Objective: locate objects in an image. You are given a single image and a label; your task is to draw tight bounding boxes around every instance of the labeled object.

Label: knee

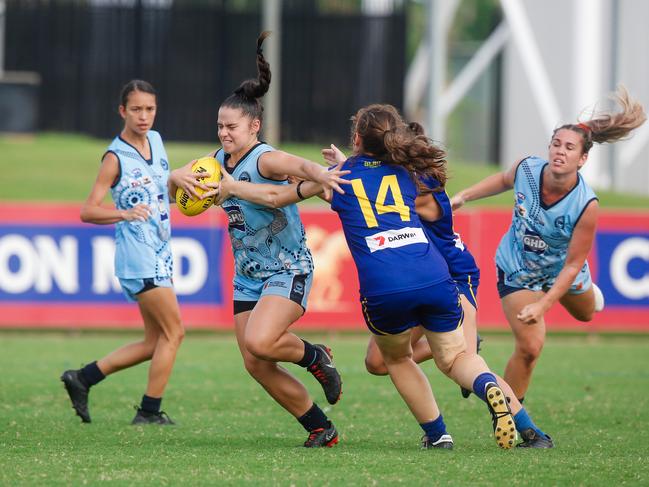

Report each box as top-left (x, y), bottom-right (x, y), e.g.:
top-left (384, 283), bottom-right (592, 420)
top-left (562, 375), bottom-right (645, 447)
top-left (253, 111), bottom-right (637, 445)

top-left (244, 335), bottom-right (274, 361)
top-left (571, 309), bottom-right (594, 322)
top-left (242, 354), bottom-right (273, 378)
top-left (516, 338), bottom-right (544, 364)
top-left (364, 355), bottom-right (388, 376)
top-left (381, 351), bottom-right (413, 368)
top-left (162, 321), bottom-right (185, 348)
top-left (434, 350), bottom-right (460, 376)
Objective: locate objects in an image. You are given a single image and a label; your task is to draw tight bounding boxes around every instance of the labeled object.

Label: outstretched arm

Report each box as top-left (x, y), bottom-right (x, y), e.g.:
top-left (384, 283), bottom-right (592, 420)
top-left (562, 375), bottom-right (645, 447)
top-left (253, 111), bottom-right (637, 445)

top-left (450, 159), bottom-right (522, 210)
top-left (516, 200), bottom-right (599, 325)
top-left (258, 150), bottom-right (349, 198)
top-left (213, 170), bottom-right (324, 208)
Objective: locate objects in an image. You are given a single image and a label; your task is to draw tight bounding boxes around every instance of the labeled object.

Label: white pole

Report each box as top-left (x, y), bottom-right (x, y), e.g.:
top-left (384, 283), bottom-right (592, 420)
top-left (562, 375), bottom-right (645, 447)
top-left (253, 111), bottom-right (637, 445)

top-left (500, 0), bottom-right (561, 134)
top-left (262, 0), bottom-right (281, 146)
top-left (425, 0), bottom-right (449, 142)
top-left (574, 0), bottom-right (605, 188)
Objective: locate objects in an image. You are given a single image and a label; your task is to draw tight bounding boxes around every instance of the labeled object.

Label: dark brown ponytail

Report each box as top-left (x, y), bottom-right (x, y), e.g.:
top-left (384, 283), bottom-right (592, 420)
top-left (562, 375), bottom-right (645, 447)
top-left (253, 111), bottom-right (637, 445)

top-left (220, 31), bottom-right (272, 121)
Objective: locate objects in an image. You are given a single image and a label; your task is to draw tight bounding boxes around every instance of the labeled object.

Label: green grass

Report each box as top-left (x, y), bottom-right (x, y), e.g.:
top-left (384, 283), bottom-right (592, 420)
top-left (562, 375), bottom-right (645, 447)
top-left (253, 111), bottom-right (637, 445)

top-left (2, 132), bottom-right (649, 208)
top-left (1, 331), bottom-right (648, 485)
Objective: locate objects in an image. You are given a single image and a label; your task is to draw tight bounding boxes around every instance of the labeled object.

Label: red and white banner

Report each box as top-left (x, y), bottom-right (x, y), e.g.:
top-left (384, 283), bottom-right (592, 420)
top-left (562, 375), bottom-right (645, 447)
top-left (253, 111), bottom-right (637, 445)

top-left (0, 204), bottom-right (647, 331)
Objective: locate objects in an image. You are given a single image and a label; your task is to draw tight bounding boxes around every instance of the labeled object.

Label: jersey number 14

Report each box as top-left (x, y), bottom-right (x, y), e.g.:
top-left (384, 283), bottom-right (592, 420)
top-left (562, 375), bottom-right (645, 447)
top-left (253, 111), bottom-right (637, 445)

top-left (351, 175), bottom-right (410, 228)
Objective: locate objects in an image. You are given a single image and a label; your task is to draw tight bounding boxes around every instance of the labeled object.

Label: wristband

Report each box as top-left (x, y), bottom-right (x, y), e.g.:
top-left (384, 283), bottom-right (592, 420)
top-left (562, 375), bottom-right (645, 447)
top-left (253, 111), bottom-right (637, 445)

top-left (296, 180), bottom-right (306, 200)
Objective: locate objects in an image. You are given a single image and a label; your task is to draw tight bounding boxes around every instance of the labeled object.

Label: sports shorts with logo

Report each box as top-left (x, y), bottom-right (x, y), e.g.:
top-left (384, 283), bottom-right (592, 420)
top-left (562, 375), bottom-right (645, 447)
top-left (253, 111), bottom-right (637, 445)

top-left (233, 272), bottom-right (313, 312)
top-left (496, 264), bottom-right (592, 299)
top-left (360, 278), bottom-right (464, 335)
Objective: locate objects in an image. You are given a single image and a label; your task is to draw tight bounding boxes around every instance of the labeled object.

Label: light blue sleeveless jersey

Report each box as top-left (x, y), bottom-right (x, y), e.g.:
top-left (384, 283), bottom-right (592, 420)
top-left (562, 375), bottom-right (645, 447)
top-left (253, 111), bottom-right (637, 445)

top-left (495, 156), bottom-right (598, 291)
top-left (216, 143), bottom-right (314, 281)
top-left (107, 130), bottom-right (173, 279)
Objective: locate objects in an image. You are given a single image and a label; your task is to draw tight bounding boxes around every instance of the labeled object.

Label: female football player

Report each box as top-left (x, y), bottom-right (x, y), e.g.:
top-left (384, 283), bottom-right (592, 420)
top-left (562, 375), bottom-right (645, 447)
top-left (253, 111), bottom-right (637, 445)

top-left (212, 104), bottom-right (519, 450)
top-left (61, 80), bottom-right (200, 425)
top-left (323, 132), bottom-right (552, 448)
top-left (171, 32), bottom-right (349, 448)
top-left (451, 86), bottom-right (646, 404)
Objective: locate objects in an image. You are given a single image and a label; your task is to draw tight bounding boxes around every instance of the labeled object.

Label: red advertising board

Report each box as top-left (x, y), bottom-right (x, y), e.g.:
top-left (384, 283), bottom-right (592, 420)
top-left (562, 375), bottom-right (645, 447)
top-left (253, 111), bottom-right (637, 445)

top-left (0, 204), bottom-right (647, 331)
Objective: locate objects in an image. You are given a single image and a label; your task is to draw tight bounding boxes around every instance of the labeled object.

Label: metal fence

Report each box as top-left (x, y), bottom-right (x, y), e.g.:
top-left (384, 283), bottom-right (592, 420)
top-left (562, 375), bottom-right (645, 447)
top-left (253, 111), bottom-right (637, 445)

top-left (5, 0), bottom-right (406, 145)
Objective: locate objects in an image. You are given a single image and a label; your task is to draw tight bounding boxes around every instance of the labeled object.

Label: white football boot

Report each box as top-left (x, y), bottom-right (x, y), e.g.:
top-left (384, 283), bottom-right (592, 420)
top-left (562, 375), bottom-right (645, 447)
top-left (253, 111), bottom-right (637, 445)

top-left (592, 283), bottom-right (605, 312)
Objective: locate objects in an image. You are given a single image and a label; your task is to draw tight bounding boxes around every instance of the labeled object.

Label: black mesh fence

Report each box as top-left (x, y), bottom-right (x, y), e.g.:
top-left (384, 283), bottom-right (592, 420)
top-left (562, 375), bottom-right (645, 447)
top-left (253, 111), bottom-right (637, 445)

top-left (5, 0), bottom-right (406, 145)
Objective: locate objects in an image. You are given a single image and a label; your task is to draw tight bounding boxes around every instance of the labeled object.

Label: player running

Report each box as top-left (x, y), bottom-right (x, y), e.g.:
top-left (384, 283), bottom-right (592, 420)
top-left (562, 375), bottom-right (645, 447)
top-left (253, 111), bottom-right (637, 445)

top-left (170, 32), bottom-right (348, 448)
top-left (451, 86), bottom-right (646, 405)
top-left (212, 104), bottom-right (519, 450)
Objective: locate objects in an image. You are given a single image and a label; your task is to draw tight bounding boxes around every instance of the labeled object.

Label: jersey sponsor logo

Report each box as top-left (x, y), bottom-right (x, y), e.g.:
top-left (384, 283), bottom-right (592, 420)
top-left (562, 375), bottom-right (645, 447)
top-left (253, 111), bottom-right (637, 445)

top-left (516, 192), bottom-right (526, 203)
top-left (453, 232), bottom-right (465, 251)
top-left (292, 281), bottom-right (305, 295)
top-left (223, 205), bottom-right (245, 231)
top-left (365, 227), bottom-right (428, 253)
top-left (264, 280), bottom-right (287, 289)
top-left (363, 160), bottom-right (382, 168)
top-left (157, 194), bottom-right (169, 222)
top-left (522, 230), bottom-right (547, 254)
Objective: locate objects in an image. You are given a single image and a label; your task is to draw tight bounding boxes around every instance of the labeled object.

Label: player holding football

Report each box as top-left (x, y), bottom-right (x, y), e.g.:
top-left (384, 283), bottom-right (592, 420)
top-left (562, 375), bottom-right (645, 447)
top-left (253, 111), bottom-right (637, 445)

top-left (61, 80), bottom-right (202, 425)
top-left (451, 86), bottom-right (646, 405)
top-left (213, 104), bottom-right (519, 450)
top-left (171, 32), bottom-right (349, 448)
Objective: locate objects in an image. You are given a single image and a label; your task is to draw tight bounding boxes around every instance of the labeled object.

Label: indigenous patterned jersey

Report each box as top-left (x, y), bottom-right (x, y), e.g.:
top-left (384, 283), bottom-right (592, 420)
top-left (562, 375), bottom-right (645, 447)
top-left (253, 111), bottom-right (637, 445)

top-left (331, 154), bottom-right (450, 297)
top-left (495, 156), bottom-right (598, 290)
top-left (216, 143), bottom-right (314, 281)
top-left (107, 130), bottom-right (173, 279)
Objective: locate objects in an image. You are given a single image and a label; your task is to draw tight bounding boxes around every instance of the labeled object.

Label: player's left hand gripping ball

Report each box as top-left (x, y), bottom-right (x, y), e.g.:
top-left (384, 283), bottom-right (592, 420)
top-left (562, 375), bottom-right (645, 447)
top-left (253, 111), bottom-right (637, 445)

top-left (176, 157), bottom-right (221, 216)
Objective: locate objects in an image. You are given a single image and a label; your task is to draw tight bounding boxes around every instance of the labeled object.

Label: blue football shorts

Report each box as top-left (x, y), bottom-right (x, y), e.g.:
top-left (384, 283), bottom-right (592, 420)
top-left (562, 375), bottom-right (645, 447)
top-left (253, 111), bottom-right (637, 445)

top-left (453, 271), bottom-right (480, 309)
top-left (233, 272), bottom-right (313, 315)
top-left (118, 276), bottom-right (173, 303)
top-left (360, 278), bottom-right (464, 336)
top-left (497, 265), bottom-right (592, 299)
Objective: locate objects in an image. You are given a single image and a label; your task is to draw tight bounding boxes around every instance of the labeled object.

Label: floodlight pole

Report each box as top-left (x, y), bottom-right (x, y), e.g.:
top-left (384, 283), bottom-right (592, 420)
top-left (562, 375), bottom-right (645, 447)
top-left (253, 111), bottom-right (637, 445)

top-left (262, 0), bottom-right (281, 146)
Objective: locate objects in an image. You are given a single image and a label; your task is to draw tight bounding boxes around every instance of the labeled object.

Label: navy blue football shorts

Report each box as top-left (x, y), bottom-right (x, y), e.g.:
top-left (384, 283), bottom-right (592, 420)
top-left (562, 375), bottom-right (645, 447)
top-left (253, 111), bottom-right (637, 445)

top-left (360, 278), bottom-right (464, 336)
top-left (453, 271), bottom-right (480, 309)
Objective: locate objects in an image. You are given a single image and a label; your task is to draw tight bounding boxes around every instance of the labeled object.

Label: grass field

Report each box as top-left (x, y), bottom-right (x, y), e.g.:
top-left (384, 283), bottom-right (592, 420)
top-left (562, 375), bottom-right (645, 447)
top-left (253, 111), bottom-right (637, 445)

top-left (2, 132), bottom-right (649, 208)
top-left (1, 331), bottom-right (648, 486)
top-left (2, 133), bottom-right (648, 485)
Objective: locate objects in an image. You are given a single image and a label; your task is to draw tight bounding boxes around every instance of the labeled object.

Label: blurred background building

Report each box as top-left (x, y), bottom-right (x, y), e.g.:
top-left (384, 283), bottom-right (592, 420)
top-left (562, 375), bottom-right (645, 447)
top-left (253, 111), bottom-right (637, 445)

top-left (1, 0), bottom-right (648, 194)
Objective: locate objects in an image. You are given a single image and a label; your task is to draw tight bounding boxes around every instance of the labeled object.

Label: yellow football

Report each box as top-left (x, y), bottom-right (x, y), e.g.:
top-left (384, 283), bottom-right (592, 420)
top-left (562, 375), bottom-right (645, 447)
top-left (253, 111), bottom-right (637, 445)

top-left (175, 156), bottom-right (221, 216)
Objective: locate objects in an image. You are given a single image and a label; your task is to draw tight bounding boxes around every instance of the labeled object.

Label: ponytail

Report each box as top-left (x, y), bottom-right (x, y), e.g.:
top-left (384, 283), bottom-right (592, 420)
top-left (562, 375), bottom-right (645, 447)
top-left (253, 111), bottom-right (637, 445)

top-left (351, 104), bottom-right (448, 188)
top-left (220, 31), bottom-right (272, 121)
top-left (556, 85), bottom-right (646, 154)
